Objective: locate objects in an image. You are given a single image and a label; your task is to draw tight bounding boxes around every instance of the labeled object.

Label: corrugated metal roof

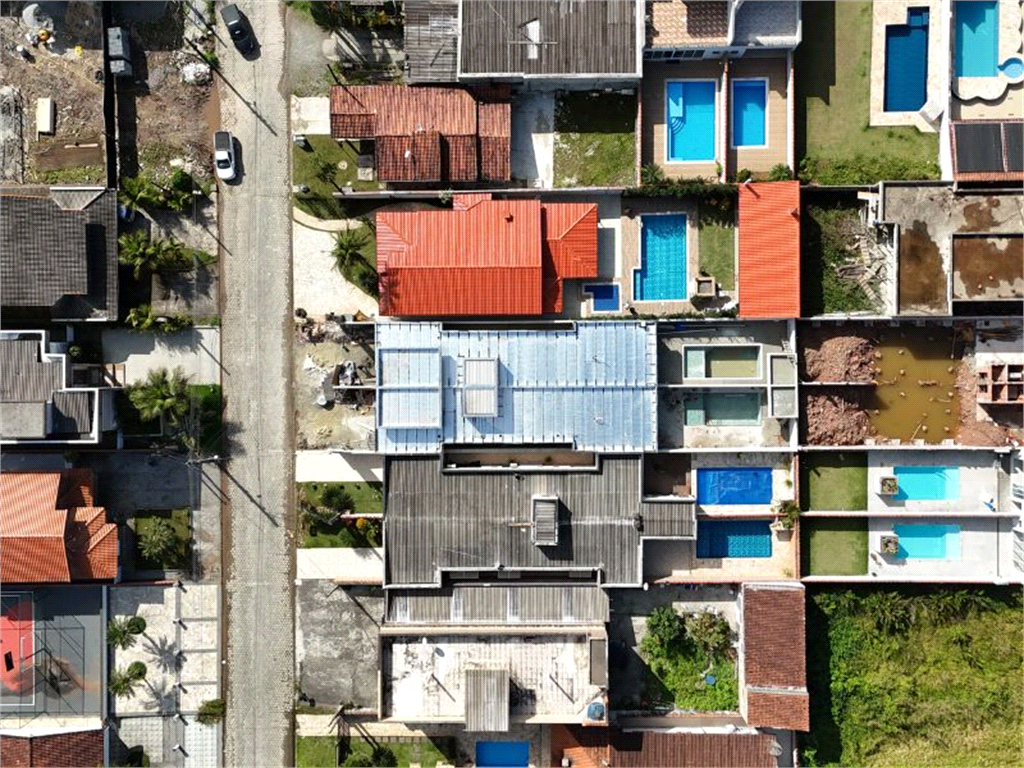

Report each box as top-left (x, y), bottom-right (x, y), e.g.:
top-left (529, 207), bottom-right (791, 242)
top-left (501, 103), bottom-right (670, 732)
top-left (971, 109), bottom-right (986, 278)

top-left (738, 181), bottom-right (801, 319)
top-left (465, 668), bottom-right (510, 732)
top-left (388, 585), bottom-right (610, 624)
top-left (404, 0), bottom-right (459, 83)
top-left (0, 338), bottom-right (63, 402)
top-left (376, 322), bottom-right (657, 452)
top-left (384, 456), bottom-right (694, 586)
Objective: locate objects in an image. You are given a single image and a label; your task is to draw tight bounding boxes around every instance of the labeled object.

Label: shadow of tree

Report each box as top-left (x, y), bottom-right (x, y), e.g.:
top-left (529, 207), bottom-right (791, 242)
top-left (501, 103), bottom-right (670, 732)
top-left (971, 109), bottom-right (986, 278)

top-left (142, 633), bottom-right (182, 674)
top-left (142, 677), bottom-right (176, 714)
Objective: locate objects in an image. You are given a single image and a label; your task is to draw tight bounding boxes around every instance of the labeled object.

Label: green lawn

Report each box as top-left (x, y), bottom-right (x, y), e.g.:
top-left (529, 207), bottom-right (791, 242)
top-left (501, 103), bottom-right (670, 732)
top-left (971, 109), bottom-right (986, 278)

top-left (801, 452), bottom-right (868, 510)
top-left (554, 92), bottom-right (637, 187)
top-left (801, 518), bottom-right (869, 576)
top-left (803, 588), bottom-right (1024, 767)
top-left (293, 135), bottom-right (378, 219)
top-left (697, 207), bottom-right (736, 290)
top-left (801, 205), bottom-right (878, 316)
top-left (133, 508), bottom-right (191, 571)
top-left (296, 737), bottom-right (339, 768)
top-left (299, 482), bottom-right (383, 548)
top-left (796, 1), bottom-right (939, 184)
top-left (296, 736), bottom-right (457, 768)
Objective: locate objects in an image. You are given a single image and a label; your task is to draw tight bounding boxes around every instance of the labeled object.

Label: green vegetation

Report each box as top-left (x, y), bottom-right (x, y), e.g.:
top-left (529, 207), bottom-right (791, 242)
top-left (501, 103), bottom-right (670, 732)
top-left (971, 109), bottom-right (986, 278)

top-left (554, 92), bottom-right (637, 187)
top-left (126, 304), bottom-right (194, 335)
top-left (697, 205), bottom-right (735, 290)
top-left (120, 170), bottom-right (209, 214)
top-left (802, 588), bottom-right (1023, 767)
top-left (126, 367), bottom-right (191, 427)
top-left (796, 1), bottom-right (939, 184)
top-left (332, 225), bottom-right (378, 297)
top-left (109, 663), bottom-right (147, 698)
top-left (107, 617), bottom-right (137, 650)
top-left (627, 178), bottom-right (736, 208)
top-left (296, 736), bottom-right (456, 768)
top-left (39, 165), bottom-right (104, 185)
top-left (197, 698), bottom-right (226, 725)
top-left (801, 205), bottom-right (877, 316)
top-left (297, 737), bottom-right (339, 768)
top-left (293, 136), bottom-right (377, 218)
top-left (119, 231), bottom-right (214, 279)
top-left (133, 509), bottom-right (191, 571)
top-left (640, 606), bottom-right (739, 712)
top-left (801, 518), bottom-right (869, 576)
top-left (299, 482), bottom-right (383, 548)
top-left (184, 384), bottom-right (224, 454)
top-left (287, 1), bottom-right (403, 32)
top-left (801, 452), bottom-right (868, 510)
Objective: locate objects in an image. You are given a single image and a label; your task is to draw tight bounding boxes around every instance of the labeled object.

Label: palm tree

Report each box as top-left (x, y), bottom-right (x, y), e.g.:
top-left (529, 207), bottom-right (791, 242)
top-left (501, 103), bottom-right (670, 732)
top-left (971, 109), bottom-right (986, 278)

top-left (119, 232), bottom-right (192, 278)
top-left (109, 666), bottom-right (144, 699)
top-left (314, 157), bottom-right (340, 191)
top-left (126, 305), bottom-right (194, 335)
top-left (126, 367), bottom-right (191, 427)
top-left (332, 228), bottom-right (370, 273)
top-left (119, 176), bottom-right (163, 213)
top-left (107, 617), bottom-right (136, 650)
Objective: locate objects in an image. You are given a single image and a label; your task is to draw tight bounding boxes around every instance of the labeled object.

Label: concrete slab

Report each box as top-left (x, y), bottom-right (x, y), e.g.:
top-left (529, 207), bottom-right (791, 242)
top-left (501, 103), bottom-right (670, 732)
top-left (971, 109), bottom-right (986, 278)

top-left (290, 96), bottom-right (331, 135)
top-left (297, 547), bottom-right (384, 583)
top-left (511, 92), bottom-right (554, 188)
top-left (102, 327), bottom-right (222, 386)
top-left (295, 450), bottom-right (383, 483)
top-left (293, 221), bottom-right (379, 319)
top-left (867, 450), bottom-right (1003, 514)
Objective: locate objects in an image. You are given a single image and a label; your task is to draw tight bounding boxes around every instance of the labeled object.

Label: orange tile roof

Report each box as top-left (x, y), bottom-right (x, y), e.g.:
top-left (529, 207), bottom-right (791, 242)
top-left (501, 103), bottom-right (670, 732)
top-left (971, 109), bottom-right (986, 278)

top-left (746, 690), bottom-right (811, 732)
top-left (738, 181), bottom-right (801, 319)
top-left (377, 196), bottom-right (598, 317)
top-left (0, 471), bottom-right (117, 583)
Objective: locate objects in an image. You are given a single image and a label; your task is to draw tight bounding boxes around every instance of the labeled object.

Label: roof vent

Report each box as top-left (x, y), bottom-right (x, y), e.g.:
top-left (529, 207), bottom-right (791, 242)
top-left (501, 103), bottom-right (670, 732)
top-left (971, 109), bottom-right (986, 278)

top-left (531, 495), bottom-right (559, 546)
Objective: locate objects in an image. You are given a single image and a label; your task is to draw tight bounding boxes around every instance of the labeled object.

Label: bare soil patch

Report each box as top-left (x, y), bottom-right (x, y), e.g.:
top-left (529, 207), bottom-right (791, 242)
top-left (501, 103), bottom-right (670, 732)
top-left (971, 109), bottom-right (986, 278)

top-left (800, 326), bottom-right (878, 382)
top-left (899, 220), bottom-right (947, 312)
top-left (956, 346), bottom-right (1024, 447)
top-left (802, 390), bottom-right (877, 446)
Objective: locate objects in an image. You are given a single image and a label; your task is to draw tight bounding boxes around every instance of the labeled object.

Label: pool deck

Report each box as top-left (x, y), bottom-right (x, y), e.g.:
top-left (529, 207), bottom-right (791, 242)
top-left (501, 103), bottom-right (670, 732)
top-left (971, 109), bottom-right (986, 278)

top-left (692, 452), bottom-right (796, 516)
top-left (869, 0), bottom-right (945, 131)
top-left (952, 0), bottom-right (1024, 116)
top-left (644, 526), bottom-right (798, 583)
top-left (867, 450), bottom-right (1008, 514)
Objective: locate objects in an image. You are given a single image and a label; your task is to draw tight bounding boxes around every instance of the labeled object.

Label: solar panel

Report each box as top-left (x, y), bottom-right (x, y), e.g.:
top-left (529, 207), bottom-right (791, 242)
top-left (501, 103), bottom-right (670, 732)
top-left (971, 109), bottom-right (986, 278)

top-left (1004, 122), bottom-right (1023, 172)
top-left (955, 122), bottom-right (1003, 173)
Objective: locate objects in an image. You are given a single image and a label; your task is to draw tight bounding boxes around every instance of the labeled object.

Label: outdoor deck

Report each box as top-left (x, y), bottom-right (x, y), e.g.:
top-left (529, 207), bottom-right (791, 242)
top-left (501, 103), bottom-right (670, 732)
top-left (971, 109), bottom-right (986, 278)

top-left (867, 450), bottom-right (1007, 514)
top-left (644, 531), bottom-right (797, 583)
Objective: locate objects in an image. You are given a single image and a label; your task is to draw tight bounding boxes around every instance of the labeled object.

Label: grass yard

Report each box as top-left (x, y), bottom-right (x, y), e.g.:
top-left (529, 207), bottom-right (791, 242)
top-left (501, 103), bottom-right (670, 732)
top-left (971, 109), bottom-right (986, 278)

top-left (293, 135), bottom-right (378, 219)
top-left (299, 482), bottom-right (383, 548)
top-left (801, 518), bottom-right (869, 576)
top-left (133, 508), bottom-right (191, 571)
top-left (801, 205), bottom-right (878, 316)
top-left (554, 92), bottom-right (637, 187)
top-left (801, 452), bottom-right (868, 511)
top-left (796, 1), bottom-right (939, 184)
top-left (803, 587), bottom-right (1023, 767)
top-left (697, 207), bottom-right (736, 290)
top-left (296, 736), bottom-right (457, 768)
top-left (296, 737), bottom-right (339, 768)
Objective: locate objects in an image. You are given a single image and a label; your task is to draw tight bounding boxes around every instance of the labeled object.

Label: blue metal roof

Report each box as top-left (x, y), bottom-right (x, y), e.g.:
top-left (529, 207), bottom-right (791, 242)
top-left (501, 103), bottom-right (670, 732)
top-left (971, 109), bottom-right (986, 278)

top-left (376, 322), bottom-right (658, 453)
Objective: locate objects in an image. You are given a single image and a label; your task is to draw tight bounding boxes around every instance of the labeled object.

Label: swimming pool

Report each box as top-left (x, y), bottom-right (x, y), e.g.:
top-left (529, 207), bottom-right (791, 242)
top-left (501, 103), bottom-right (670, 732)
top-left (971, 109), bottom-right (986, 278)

top-left (685, 391), bottom-right (762, 427)
top-left (666, 81), bottom-right (716, 162)
top-left (697, 519), bottom-right (773, 558)
top-left (894, 466), bottom-right (960, 501)
top-left (585, 283), bottom-right (620, 312)
top-left (685, 346), bottom-right (760, 379)
top-left (894, 523), bottom-right (961, 559)
top-left (955, 0), bottom-right (998, 77)
top-left (884, 7), bottom-right (929, 112)
top-left (635, 214), bottom-right (687, 301)
top-left (476, 741), bottom-right (530, 767)
top-left (732, 79), bottom-right (767, 147)
top-left (697, 467), bottom-right (773, 505)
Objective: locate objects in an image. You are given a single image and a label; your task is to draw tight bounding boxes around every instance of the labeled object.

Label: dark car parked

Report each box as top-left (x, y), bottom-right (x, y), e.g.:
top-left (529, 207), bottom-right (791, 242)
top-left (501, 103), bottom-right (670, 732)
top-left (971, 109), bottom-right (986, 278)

top-left (220, 3), bottom-right (255, 54)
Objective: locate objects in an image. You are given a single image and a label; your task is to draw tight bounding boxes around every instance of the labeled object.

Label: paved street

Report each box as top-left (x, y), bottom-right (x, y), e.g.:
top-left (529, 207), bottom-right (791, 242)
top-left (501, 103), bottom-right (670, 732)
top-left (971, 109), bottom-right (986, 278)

top-left (216, 3), bottom-right (295, 765)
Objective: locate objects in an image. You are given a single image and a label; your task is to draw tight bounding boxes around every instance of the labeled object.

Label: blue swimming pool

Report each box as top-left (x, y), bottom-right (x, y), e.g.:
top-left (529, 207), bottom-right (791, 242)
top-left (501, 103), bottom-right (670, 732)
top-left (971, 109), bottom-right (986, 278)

top-left (476, 741), bottom-right (530, 767)
top-left (894, 466), bottom-right (960, 501)
top-left (894, 523), bottom-right (961, 559)
top-left (666, 81), bottom-right (716, 162)
top-left (697, 467), bottom-right (773, 505)
top-left (732, 80), bottom-right (767, 147)
top-left (955, 0), bottom-right (998, 77)
top-left (697, 519), bottom-right (773, 558)
top-left (884, 7), bottom-right (929, 112)
top-left (635, 214), bottom-right (687, 301)
top-left (585, 283), bottom-right (620, 312)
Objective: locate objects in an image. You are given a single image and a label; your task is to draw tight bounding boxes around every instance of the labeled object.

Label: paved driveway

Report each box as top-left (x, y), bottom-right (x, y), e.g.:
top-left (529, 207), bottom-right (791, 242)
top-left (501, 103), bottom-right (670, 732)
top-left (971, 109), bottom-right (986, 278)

top-left (216, 3), bottom-right (295, 765)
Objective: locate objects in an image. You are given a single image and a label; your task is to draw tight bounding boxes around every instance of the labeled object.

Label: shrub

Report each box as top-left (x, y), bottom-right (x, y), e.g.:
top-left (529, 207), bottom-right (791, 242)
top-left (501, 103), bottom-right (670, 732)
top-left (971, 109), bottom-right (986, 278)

top-left (126, 661), bottom-right (148, 680)
top-left (736, 168), bottom-right (753, 183)
top-left (627, 177), bottom-right (737, 211)
top-left (641, 163), bottom-right (665, 185)
top-left (767, 163), bottom-right (794, 181)
top-left (138, 519), bottom-right (178, 564)
top-left (684, 611), bottom-right (733, 660)
top-left (799, 154), bottom-right (940, 185)
top-left (109, 667), bottom-right (142, 698)
top-left (320, 485), bottom-right (353, 512)
top-left (197, 698), bottom-right (226, 724)
top-left (126, 615), bottom-right (147, 635)
top-left (774, 499), bottom-right (800, 529)
top-left (641, 606), bottom-right (685, 658)
top-left (107, 617), bottom-right (136, 650)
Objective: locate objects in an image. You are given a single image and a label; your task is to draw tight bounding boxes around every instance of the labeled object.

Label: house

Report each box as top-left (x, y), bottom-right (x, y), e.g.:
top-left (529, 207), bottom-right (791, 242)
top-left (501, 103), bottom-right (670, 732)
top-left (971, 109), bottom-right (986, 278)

top-left (0, 470), bottom-right (118, 584)
top-left (737, 181), bottom-right (800, 319)
top-left (405, 0), bottom-right (644, 86)
top-left (0, 331), bottom-right (114, 445)
top-left (0, 187), bottom-right (118, 322)
top-left (376, 193), bottom-right (599, 316)
top-left (645, 0), bottom-right (801, 59)
top-left (328, 85), bottom-right (511, 183)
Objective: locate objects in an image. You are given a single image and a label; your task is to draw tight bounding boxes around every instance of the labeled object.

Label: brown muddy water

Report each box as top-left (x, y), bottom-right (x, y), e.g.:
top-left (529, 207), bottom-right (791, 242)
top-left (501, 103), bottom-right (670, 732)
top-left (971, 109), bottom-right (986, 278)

top-left (866, 326), bottom-right (960, 443)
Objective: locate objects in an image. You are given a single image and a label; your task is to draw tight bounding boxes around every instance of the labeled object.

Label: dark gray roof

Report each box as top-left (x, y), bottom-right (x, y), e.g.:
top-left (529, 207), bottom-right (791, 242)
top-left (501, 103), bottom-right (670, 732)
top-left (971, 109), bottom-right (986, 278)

top-left (0, 337), bottom-right (93, 439)
top-left (384, 456), bottom-right (695, 586)
top-left (465, 668), bottom-right (510, 732)
top-left (0, 338), bottom-right (63, 402)
top-left (0, 187), bottom-right (119, 320)
top-left (387, 584), bottom-right (610, 624)
top-left (731, 0), bottom-right (801, 47)
top-left (458, 0), bottom-right (639, 78)
top-left (52, 391), bottom-right (93, 437)
top-left (405, 0), bottom-right (459, 83)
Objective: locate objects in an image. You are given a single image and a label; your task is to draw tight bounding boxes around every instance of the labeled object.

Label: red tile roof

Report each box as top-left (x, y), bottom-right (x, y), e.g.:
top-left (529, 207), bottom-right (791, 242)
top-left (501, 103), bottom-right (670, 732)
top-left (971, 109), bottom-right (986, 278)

top-left (738, 181), bottom-right (801, 319)
top-left (329, 85), bottom-right (511, 183)
top-left (551, 726), bottom-right (781, 768)
top-left (377, 196), bottom-right (598, 316)
top-left (0, 729), bottom-right (105, 768)
top-left (742, 583), bottom-right (809, 731)
top-left (0, 471), bottom-right (117, 583)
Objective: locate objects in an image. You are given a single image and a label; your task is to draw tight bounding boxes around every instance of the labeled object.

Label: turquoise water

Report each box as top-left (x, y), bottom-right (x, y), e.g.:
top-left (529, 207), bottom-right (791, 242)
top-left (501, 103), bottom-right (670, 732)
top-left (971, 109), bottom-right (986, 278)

top-left (732, 80), bottom-right (766, 147)
top-left (1000, 57), bottom-right (1023, 78)
top-left (635, 214), bottom-right (687, 301)
top-left (894, 466), bottom-right (960, 501)
top-left (666, 81), bottom-right (716, 161)
top-left (697, 467), bottom-right (773, 505)
top-left (476, 742), bottom-right (529, 767)
top-left (697, 520), bottom-right (773, 558)
top-left (894, 523), bottom-right (962, 559)
top-left (955, 0), bottom-right (998, 77)
top-left (885, 7), bottom-right (929, 112)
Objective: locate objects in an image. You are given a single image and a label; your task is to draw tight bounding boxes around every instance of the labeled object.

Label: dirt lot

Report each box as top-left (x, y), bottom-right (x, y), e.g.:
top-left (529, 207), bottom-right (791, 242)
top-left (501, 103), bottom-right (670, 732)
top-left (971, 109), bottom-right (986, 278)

top-left (956, 343), bottom-right (1024, 447)
top-left (802, 389), bottom-right (877, 446)
top-left (800, 326), bottom-right (878, 382)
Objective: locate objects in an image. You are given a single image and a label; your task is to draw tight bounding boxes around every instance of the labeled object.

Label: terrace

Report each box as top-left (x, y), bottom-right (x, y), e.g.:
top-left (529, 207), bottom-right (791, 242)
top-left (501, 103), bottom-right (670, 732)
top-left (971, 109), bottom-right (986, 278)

top-left (867, 450), bottom-right (1011, 515)
top-left (643, 524), bottom-right (798, 583)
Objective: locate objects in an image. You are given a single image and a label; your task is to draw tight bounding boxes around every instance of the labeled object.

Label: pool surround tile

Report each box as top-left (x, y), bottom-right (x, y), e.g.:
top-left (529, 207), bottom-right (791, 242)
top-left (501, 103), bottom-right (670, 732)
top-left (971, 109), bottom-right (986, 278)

top-left (867, 450), bottom-right (1004, 514)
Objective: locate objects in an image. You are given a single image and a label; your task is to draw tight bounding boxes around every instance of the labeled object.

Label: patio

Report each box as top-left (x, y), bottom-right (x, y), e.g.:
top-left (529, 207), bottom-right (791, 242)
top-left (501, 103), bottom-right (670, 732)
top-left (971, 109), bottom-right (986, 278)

top-left (643, 528), bottom-right (797, 583)
top-left (867, 450), bottom-right (1006, 514)
top-left (691, 452), bottom-right (795, 515)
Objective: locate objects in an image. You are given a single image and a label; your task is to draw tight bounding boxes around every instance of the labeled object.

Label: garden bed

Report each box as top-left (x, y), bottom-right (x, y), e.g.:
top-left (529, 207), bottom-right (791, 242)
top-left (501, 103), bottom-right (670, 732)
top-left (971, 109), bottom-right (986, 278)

top-left (132, 508), bottom-right (192, 572)
top-left (554, 92), bottom-right (637, 187)
top-left (299, 481), bottom-right (383, 548)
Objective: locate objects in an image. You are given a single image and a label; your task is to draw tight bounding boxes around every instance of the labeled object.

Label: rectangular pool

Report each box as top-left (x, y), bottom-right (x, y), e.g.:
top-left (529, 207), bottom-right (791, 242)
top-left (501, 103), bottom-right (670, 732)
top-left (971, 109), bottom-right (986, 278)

top-left (666, 81), bottom-right (716, 162)
top-left (955, 0), bottom-right (998, 77)
top-left (685, 345), bottom-right (760, 379)
top-left (732, 79), bottom-right (767, 147)
top-left (894, 523), bottom-right (961, 559)
top-left (476, 741), bottom-right (530, 767)
top-left (697, 467), bottom-right (773, 505)
top-left (884, 7), bottom-right (929, 112)
top-left (635, 214), bottom-right (687, 301)
top-left (685, 391), bottom-right (762, 427)
top-left (697, 519), bottom-right (773, 558)
top-left (894, 466), bottom-right (960, 501)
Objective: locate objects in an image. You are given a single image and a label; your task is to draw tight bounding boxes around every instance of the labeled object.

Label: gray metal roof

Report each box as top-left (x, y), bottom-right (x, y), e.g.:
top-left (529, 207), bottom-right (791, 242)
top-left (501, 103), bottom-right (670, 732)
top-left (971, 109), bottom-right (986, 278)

top-left (387, 584), bottom-right (610, 624)
top-left (458, 0), bottom-right (640, 78)
top-left (0, 187), bottom-right (119, 320)
top-left (405, 0), bottom-right (459, 83)
top-left (0, 337), bottom-right (93, 439)
top-left (376, 322), bottom-right (659, 453)
top-left (0, 338), bottom-right (63, 402)
top-left (731, 0), bottom-right (801, 47)
top-left (384, 456), bottom-right (695, 586)
top-left (465, 668), bottom-right (510, 732)
top-left (52, 391), bottom-right (93, 437)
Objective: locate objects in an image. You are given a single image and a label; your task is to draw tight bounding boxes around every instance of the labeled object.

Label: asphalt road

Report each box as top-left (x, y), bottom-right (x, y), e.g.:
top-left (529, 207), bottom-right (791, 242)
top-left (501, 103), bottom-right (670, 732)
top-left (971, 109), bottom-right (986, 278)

top-left (216, 2), bottom-right (295, 765)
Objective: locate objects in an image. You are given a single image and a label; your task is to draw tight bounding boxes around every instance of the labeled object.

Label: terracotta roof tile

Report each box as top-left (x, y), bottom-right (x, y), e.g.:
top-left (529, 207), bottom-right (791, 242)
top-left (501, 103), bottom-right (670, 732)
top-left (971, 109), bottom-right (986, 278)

top-left (738, 181), bottom-right (801, 318)
top-left (376, 133), bottom-right (443, 182)
top-left (552, 726), bottom-right (781, 768)
top-left (746, 690), bottom-right (811, 732)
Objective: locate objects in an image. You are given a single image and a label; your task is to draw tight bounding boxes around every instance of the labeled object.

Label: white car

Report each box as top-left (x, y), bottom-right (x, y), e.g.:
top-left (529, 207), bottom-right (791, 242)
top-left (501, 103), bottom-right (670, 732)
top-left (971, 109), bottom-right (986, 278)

top-left (213, 130), bottom-right (237, 181)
